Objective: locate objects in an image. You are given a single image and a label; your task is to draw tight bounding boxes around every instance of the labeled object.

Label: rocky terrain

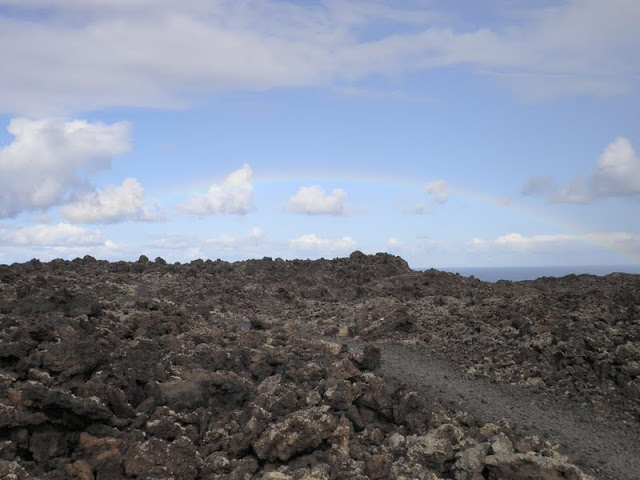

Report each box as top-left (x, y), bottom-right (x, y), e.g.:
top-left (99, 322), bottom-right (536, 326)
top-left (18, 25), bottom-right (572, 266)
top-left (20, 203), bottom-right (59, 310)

top-left (0, 252), bottom-right (638, 479)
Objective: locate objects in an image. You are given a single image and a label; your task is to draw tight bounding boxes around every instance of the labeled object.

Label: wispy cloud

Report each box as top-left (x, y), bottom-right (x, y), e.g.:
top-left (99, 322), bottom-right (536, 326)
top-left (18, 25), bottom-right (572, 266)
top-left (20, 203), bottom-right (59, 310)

top-left (469, 231), bottom-right (640, 260)
top-left (549, 177), bottom-right (590, 204)
top-left (470, 232), bottom-right (574, 252)
top-left (522, 176), bottom-right (553, 196)
top-left (0, 0), bottom-right (638, 114)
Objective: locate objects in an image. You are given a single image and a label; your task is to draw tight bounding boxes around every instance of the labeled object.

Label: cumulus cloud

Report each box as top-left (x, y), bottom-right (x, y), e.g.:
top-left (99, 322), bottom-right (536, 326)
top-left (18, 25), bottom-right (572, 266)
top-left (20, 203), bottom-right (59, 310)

top-left (290, 234), bottom-right (356, 251)
top-left (0, 118), bottom-right (130, 218)
top-left (539, 137), bottom-right (640, 204)
top-left (591, 137), bottom-right (640, 197)
top-left (60, 178), bottom-right (161, 223)
top-left (180, 164), bottom-right (254, 215)
top-left (286, 186), bottom-right (346, 215)
top-left (0, 223), bottom-right (106, 246)
top-left (0, 1), bottom-right (638, 114)
top-left (426, 180), bottom-right (451, 204)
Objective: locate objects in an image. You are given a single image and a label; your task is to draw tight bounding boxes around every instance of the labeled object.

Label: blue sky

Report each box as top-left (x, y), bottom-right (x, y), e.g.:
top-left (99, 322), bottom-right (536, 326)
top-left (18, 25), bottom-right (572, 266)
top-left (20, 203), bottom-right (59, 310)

top-left (0, 0), bottom-right (639, 268)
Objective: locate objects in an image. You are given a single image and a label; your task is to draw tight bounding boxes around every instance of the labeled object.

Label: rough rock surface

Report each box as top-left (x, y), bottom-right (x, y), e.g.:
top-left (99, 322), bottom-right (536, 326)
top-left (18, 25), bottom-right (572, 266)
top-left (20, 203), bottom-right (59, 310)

top-left (0, 253), bottom-right (636, 479)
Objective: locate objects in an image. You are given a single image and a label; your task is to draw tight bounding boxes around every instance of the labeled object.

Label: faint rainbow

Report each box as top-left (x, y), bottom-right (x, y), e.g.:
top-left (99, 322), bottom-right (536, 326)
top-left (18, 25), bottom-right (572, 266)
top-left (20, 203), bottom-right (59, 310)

top-left (260, 171), bottom-right (640, 264)
top-left (161, 169), bottom-right (640, 265)
top-left (452, 186), bottom-right (640, 265)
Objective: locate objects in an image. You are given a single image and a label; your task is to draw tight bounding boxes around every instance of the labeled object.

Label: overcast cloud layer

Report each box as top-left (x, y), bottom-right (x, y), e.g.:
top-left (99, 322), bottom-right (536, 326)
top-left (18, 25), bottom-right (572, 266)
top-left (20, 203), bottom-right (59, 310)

top-left (0, 0), bottom-right (639, 115)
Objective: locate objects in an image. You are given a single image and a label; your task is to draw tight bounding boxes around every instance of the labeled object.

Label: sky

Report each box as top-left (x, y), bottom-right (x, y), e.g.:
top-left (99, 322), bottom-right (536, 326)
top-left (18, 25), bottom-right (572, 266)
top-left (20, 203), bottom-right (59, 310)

top-left (0, 0), bottom-right (639, 269)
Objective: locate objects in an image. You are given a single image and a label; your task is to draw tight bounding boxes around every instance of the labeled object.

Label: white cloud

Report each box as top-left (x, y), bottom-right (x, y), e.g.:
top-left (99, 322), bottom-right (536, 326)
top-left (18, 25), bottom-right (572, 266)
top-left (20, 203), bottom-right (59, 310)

top-left (543, 137), bottom-right (640, 204)
top-left (290, 233), bottom-right (356, 251)
top-left (386, 237), bottom-right (401, 248)
top-left (180, 164), bottom-right (254, 215)
top-left (426, 180), bottom-right (451, 203)
top-left (591, 137), bottom-right (640, 197)
top-left (0, 223), bottom-right (106, 246)
top-left (60, 177), bottom-right (161, 223)
top-left (286, 186), bottom-right (346, 215)
top-left (470, 232), bottom-right (574, 252)
top-left (495, 233), bottom-right (573, 250)
top-left (0, 118), bottom-right (130, 217)
top-left (0, 0), bottom-right (638, 114)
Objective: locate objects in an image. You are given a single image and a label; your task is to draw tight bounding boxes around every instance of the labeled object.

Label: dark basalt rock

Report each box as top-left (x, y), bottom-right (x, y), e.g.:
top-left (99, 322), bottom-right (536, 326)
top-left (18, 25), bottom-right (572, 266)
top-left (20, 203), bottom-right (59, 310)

top-left (0, 252), bottom-right (615, 479)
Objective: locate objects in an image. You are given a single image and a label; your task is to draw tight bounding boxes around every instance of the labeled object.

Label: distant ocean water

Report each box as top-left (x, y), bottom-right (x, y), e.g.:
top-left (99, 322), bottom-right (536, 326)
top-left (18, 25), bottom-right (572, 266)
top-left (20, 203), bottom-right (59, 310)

top-left (415, 265), bottom-right (640, 283)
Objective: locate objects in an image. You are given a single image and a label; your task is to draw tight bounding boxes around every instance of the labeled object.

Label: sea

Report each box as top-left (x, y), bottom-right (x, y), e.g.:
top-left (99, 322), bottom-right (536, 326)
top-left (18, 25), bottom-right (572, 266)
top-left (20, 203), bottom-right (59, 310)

top-left (415, 265), bottom-right (640, 283)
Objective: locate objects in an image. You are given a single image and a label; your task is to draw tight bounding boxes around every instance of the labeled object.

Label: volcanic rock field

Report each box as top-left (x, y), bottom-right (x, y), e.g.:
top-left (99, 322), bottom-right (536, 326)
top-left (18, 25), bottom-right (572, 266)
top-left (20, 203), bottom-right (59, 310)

top-left (1, 252), bottom-right (639, 479)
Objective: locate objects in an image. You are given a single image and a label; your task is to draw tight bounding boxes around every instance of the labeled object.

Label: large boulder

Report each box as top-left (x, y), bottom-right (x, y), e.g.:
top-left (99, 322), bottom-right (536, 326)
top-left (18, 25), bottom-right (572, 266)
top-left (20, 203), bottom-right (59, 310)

top-left (253, 406), bottom-right (339, 462)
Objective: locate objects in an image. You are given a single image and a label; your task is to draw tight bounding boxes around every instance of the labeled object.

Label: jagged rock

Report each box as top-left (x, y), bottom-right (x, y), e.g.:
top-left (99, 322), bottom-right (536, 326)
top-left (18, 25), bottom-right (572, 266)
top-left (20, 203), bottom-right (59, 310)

top-left (329, 358), bottom-right (362, 380)
top-left (158, 370), bottom-right (254, 411)
top-left (357, 345), bottom-right (382, 371)
top-left (483, 451), bottom-right (597, 480)
top-left (385, 432), bottom-right (406, 453)
top-left (393, 388), bottom-right (432, 434)
top-left (0, 460), bottom-right (32, 479)
top-left (65, 460), bottom-right (94, 480)
top-left (75, 432), bottom-right (124, 478)
top-left (42, 338), bottom-right (105, 377)
top-left (253, 406), bottom-right (339, 461)
top-left (20, 382), bottom-right (113, 422)
top-left (28, 429), bottom-right (69, 468)
top-left (123, 436), bottom-right (199, 480)
top-left (365, 453), bottom-right (392, 479)
top-left (490, 433), bottom-right (514, 456)
top-left (18, 290), bottom-right (101, 318)
top-left (0, 254), bottom-right (627, 479)
top-left (406, 424), bottom-right (464, 471)
top-left (228, 456), bottom-right (259, 479)
top-left (202, 451), bottom-right (232, 476)
top-left (453, 443), bottom-right (489, 480)
top-left (261, 473), bottom-right (293, 480)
